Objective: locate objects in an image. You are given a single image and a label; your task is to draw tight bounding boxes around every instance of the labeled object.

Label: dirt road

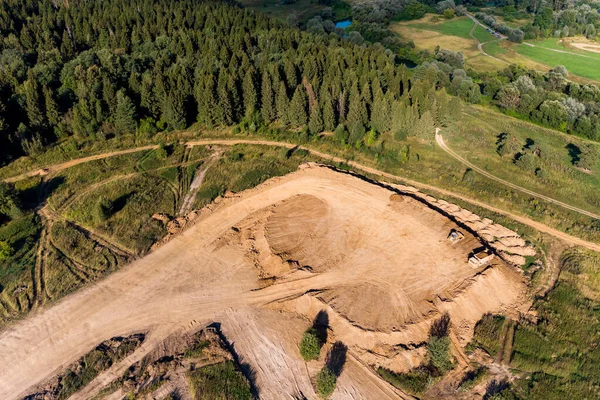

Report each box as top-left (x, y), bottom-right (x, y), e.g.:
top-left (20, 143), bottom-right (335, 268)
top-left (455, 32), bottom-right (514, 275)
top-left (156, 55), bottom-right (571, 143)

top-left (3, 145), bottom-right (159, 183)
top-left (466, 14), bottom-right (508, 63)
top-left (178, 149), bottom-right (221, 215)
top-left (4, 137), bottom-right (599, 251)
top-left (435, 131), bottom-right (600, 221)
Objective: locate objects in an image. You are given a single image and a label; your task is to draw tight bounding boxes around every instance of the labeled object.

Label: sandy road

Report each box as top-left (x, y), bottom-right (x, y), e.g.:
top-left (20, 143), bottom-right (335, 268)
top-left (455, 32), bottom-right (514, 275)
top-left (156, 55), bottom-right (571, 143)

top-left (3, 137), bottom-right (599, 252)
top-left (3, 145), bottom-right (159, 183)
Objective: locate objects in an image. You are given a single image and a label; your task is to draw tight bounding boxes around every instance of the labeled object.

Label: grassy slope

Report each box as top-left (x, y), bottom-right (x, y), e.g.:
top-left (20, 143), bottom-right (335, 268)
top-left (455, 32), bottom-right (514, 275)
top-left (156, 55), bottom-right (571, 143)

top-left (472, 24), bottom-right (496, 43)
top-left (515, 41), bottom-right (600, 81)
top-left (408, 16), bottom-right (475, 40)
top-left (390, 18), bottom-right (506, 73)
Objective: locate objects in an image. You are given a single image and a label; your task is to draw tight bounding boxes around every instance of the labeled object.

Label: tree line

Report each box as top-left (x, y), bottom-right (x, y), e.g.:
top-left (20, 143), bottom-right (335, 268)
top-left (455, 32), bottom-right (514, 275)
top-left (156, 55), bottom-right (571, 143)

top-left (0, 0), bottom-right (458, 165)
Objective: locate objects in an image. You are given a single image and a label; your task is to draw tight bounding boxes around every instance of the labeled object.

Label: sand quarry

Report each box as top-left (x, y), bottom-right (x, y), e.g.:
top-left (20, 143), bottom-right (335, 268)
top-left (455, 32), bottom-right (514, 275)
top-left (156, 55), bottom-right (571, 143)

top-left (0, 164), bottom-right (532, 399)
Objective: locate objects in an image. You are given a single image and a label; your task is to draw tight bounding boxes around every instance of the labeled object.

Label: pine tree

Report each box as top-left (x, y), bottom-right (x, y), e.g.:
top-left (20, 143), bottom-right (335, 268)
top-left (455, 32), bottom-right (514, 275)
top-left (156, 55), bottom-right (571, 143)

top-left (242, 69), bottom-right (258, 119)
top-left (196, 73), bottom-right (218, 126)
top-left (261, 71), bottom-right (275, 123)
top-left (322, 93), bottom-right (336, 131)
top-left (289, 86), bottom-right (308, 126)
top-left (43, 87), bottom-right (59, 126)
top-left (308, 104), bottom-right (324, 135)
top-left (23, 71), bottom-right (45, 128)
top-left (114, 90), bottom-right (137, 134)
top-left (347, 83), bottom-right (368, 126)
top-left (370, 91), bottom-right (391, 133)
top-left (217, 70), bottom-right (233, 125)
top-left (275, 80), bottom-right (289, 125)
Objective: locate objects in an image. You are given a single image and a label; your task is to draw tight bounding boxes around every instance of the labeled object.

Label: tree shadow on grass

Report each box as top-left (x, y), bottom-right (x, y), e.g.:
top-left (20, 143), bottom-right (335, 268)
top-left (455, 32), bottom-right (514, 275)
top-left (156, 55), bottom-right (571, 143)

top-left (111, 192), bottom-right (136, 214)
top-left (566, 143), bottom-right (581, 165)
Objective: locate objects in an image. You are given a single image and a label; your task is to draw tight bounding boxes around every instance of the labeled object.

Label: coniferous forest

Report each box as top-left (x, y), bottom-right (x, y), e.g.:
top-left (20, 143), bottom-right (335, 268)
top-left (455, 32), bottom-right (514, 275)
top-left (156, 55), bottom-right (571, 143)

top-left (0, 0), bottom-right (458, 166)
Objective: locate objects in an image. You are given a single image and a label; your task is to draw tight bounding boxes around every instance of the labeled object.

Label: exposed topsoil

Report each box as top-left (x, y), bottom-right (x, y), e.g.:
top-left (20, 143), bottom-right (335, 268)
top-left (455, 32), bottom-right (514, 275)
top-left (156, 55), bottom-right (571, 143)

top-left (0, 164), bottom-right (531, 400)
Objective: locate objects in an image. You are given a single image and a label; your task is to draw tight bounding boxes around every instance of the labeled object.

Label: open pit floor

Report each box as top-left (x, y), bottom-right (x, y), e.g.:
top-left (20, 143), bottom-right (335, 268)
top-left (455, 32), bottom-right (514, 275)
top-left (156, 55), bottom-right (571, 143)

top-left (0, 164), bottom-right (528, 400)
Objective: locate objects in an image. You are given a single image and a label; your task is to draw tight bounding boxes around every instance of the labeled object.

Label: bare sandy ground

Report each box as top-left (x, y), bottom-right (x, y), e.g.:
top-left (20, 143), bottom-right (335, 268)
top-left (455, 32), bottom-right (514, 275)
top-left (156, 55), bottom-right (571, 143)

top-left (570, 42), bottom-right (600, 54)
top-left (0, 165), bottom-right (527, 399)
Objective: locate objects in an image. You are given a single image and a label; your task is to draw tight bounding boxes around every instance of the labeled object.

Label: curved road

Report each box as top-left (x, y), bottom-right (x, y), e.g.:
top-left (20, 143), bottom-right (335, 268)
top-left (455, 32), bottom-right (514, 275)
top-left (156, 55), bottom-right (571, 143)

top-left (3, 137), bottom-right (600, 251)
top-left (435, 131), bottom-right (600, 221)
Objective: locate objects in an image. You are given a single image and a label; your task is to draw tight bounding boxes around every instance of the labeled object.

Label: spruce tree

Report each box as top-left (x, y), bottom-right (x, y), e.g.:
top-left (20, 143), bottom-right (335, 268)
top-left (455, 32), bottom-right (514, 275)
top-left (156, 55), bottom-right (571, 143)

top-left (308, 104), bottom-right (324, 135)
top-left (23, 71), bottom-right (45, 128)
top-left (217, 70), bottom-right (233, 125)
top-left (43, 87), bottom-right (59, 126)
top-left (347, 83), bottom-right (368, 126)
top-left (275, 80), bottom-right (289, 125)
top-left (370, 91), bottom-right (391, 133)
top-left (196, 73), bottom-right (218, 126)
top-left (322, 94), bottom-right (336, 131)
top-left (114, 90), bottom-right (137, 134)
top-left (242, 69), bottom-right (258, 119)
top-left (289, 86), bottom-right (308, 126)
top-left (261, 71), bottom-right (275, 123)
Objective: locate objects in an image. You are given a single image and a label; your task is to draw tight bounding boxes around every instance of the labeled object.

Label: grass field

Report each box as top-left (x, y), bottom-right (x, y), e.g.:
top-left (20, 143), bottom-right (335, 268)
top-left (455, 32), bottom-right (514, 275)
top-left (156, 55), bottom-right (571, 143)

top-left (390, 19), bottom-right (506, 72)
top-left (468, 249), bottom-right (600, 399)
top-left (472, 24), bottom-right (496, 43)
top-left (515, 41), bottom-right (600, 82)
top-left (408, 16), bottom-right (475, 40)
top-left (482, 40), bottom-right (507, 56)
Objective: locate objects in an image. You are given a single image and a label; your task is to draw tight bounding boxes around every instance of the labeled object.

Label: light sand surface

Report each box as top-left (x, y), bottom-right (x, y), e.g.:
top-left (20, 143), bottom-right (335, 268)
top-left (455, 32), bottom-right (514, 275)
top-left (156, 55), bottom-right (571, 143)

top-left (0, 165), bottom-right (526, 399)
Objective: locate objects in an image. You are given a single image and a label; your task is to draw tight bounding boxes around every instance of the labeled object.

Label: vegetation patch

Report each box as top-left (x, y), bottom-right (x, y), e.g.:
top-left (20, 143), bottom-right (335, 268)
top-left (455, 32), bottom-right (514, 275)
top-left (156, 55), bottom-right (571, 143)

top-left (25, 334), bottom-right (145, 400)
top-left (187, 360), bottom-right (252, 400)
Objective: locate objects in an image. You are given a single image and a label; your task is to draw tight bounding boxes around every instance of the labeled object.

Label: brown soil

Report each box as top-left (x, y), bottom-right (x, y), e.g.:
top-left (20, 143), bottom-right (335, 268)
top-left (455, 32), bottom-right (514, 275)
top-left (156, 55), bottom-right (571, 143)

top-left (0, 165), bottom-right (529, 400)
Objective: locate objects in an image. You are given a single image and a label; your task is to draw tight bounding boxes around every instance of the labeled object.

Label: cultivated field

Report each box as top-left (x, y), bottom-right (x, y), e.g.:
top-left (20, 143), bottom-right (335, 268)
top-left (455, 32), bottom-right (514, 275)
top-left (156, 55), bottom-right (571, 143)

top-left (0, 165), bottom-right (530, 399)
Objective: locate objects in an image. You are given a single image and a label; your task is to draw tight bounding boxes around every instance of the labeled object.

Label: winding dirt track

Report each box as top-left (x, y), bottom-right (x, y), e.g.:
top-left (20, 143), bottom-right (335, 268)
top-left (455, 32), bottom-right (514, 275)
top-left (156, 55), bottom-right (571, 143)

top-left (435, 132), bottom-right (600, 221)
top-left (3, 137), bottom-right (600, 251)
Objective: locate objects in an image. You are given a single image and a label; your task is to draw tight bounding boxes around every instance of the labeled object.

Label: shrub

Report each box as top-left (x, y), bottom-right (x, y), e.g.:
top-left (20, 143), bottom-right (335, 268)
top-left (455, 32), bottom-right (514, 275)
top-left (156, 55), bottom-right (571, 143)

top-left (316, 366), bottom-right (337, 398)
top-left (428, 336), bottom-right (453, 372)
top-left (0, 240), bottom-right (11, 261)
top-left (300, 328), bottom-right (321, 361)
top-left (378, 366), bottom-right (431, 395)
top-left (187, 361), bottom-right (252, 400)
top-left (94, 197), bottom-right (114, 223)
top-left (443, 8), bottom-right (455, 19)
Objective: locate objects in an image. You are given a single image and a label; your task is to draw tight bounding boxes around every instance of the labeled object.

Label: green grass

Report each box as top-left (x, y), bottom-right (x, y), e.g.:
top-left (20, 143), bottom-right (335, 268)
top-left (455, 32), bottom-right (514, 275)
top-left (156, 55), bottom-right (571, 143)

top-left (515, 42), bottom-right (600, 81)
top-left (194, 144), bottom-right (314, 208)
top-left (187, 360), bottom-right (252, 400)
top-left (511, 280), bottom-right (600, 399)
top-left (444, 106), bottom-right (600, 242)
top-left (533, 38), bottom-right (600, 60)
top-left (471, 314), bottom-right (506, 357)
top-left (409, 16), bottom-right (475, 40)
top-left (482, 40), bottom-right (507, 56)
top-left (472, 24), bottom-right (496, 43)
top-left (66, 174), bottom-right (176, 254)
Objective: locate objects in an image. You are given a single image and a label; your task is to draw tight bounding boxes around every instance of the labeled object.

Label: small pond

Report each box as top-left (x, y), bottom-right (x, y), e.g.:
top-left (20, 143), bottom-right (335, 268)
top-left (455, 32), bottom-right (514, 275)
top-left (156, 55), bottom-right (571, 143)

top-left (335, 19), bottom-right (352, 29)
